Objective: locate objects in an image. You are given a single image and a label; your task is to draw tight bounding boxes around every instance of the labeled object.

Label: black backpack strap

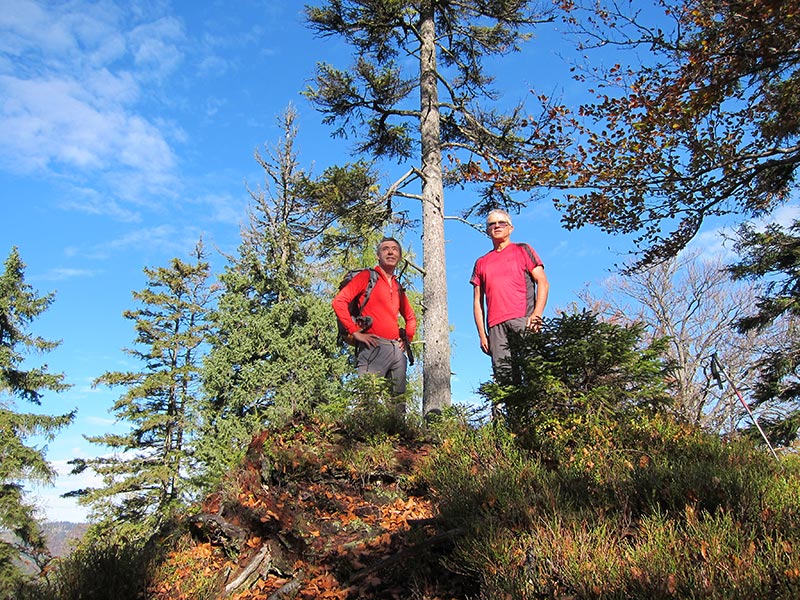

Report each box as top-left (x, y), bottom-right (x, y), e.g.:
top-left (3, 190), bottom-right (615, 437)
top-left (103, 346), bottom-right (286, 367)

top-left (360, 265), bottom-right (411, 314)
top-left (515, 243), bottom-right (541, 268)
top-left (357, 268), bottom-right (379, 313)
top-left (516, 243), bottom-right (541, 316)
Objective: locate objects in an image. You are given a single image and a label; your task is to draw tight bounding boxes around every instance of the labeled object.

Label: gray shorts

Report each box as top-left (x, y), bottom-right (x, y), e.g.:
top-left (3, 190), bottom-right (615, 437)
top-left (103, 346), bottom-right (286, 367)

top-left (357, 337), bottom-right (407, 395)
top-left (487, 316), bottom-right (527, 372)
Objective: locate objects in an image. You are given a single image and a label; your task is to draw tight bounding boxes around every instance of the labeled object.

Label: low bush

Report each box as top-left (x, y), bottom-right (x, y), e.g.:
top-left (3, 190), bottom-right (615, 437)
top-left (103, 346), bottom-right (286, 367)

top-left (421, 310), bottom-right (800, 598)
top-left (20, 533), bottom-right (163, 600)
top-left (422, 416), bottom-right (800, 599)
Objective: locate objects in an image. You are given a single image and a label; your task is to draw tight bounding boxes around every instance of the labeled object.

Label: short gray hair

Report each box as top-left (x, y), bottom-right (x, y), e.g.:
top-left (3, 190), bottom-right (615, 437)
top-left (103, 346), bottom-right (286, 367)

top-left (486, 209), bottom-right (512, 227)
top-left (377, 236), bottom-right (402, 255)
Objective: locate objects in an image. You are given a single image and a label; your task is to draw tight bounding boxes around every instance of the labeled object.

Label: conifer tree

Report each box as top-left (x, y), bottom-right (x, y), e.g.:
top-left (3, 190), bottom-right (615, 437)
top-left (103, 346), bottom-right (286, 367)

top-left (482, 310), bottom-right (671, 446)
top-left (728, 219), bottom-right (800, 444)
top-left (0, 247), bottom-right (73, 592)
top-left (70, 242), bottom-right (214, 535)
top-left (304, 0), bottom-right (556, 416)
top-left (199, 108), bottom-right (350, 482)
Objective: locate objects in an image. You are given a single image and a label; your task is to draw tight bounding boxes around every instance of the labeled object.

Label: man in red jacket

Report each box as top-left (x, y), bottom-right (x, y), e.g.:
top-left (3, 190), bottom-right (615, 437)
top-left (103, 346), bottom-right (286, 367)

top-left (332, 237), bottom-right (417, 407)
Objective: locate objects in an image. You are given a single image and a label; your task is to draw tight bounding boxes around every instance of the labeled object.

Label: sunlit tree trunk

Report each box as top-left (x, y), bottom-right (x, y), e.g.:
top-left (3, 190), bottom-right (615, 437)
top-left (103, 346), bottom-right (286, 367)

top-left (418, 1), bottom-right (451, 415)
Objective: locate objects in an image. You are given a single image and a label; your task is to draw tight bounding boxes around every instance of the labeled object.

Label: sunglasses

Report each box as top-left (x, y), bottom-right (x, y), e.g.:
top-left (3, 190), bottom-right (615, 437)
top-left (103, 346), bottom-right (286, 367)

top-left (486, 220), bottom-right (510, 229)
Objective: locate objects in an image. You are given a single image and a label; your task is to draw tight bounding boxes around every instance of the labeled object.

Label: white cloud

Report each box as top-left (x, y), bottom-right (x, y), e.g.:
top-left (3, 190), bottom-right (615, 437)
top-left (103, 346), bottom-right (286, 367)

top-left (685, 203), bottom-right (800, 264)
top-left (39, 267), bottom-right (96, 281)
top-left (0, 72), bottom-right (174, 173)
top-left (105, 224), bottom-right (182, 250)
top-left (66, 224), bottom-right (203, 261)
top-left (761, 203), bottom-right (800, 229)
top-left (129, 17), bottom-right (185, 80)
top-left (197, 53), bottom-right (230, 78)
top-left (87, 415), bottom-right (116, 427)
top-left (198, 192), bottom-right (247, 226)
top-left (0, 0), bottom-right (81, 57)
top-left (61, 190), bottom-right (144, 222)
top-left (28, 456), bottom-right (102, 523)
top-left (0, 0), bottom-right (184, 205)
top-left (686, 226), bottom-right (737, 264)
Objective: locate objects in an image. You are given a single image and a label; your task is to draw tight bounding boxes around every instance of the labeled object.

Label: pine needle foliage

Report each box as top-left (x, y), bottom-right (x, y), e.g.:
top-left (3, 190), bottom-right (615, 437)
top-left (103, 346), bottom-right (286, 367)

top-left (304, 0), bottom-right (560, 415)
top-left (198, 108), bottom-right (352, 486)
top-left (0, 247), bottom-right (74, 595)
top-left (70, 242), bottom-right (215, 536)
top-left (728, 219), bottom-right (800, 441)
top-left (481, 310), bottom-right (672, 452)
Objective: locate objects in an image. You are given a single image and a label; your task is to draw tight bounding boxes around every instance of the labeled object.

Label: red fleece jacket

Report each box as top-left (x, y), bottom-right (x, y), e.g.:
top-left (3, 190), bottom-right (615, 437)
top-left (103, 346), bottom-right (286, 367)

top-left (332, 267), bottom-right (416, 340)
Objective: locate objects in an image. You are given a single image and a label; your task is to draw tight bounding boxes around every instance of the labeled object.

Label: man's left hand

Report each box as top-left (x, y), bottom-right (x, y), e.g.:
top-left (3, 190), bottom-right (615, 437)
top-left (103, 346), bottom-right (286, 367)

top-left (526, 315), bottom-right (543, 332)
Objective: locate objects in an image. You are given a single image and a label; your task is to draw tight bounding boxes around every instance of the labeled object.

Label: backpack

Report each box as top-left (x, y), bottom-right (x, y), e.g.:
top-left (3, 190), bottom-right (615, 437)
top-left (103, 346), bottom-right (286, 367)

top-left (516, 243), bottom-right (542, 316)
top-left (336, 268), bottom-right (380, 346)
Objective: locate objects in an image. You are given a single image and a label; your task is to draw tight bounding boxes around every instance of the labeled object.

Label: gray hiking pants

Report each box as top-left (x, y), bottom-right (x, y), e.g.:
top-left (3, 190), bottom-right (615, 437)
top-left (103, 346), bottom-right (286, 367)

top-left (357, 337), bottom-right (408, 397)
top-left (488, 316), bottom-right (528, 373)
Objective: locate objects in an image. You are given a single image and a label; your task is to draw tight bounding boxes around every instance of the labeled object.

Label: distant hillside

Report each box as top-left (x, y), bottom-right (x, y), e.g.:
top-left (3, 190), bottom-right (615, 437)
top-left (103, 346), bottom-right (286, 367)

top-left (0, 521), bottom-right (87, 576)
top-left (43, 521), bottom-right (89, 557)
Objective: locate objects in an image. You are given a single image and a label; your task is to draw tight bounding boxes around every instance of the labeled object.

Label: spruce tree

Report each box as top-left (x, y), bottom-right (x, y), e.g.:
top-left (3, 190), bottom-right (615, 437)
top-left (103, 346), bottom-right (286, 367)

top-left (0, 247), bottom-right (73, 593)
top-left (481, 310), bottom-right (671, 447)
top-left (199, 108), bottom-right (349, 483)
top-left (70, 242), bottom-right (214, 536)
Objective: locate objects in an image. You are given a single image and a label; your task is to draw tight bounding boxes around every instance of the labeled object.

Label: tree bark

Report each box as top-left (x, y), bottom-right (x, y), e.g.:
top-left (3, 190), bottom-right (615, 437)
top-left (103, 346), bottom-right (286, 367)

top-left (418, 1), bottom-right (452, 416)
top-left (224, 545), bottom-right (272, 594)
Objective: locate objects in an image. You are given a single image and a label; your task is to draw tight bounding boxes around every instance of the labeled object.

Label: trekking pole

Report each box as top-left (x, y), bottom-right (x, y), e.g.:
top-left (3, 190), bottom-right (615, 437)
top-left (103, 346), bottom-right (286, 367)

top-left (709, 353), bottom-right (780, 461)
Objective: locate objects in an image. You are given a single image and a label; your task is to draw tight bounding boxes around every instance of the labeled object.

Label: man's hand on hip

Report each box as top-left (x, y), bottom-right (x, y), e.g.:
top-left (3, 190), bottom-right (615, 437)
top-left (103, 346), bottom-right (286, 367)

top-left (352, 331), bottom-right (380, 348)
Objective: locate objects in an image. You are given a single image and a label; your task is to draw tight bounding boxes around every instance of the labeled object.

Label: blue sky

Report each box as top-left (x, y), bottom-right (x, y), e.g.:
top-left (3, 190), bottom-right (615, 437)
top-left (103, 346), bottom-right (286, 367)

top-left (1, 1), bottom-right (767, 523)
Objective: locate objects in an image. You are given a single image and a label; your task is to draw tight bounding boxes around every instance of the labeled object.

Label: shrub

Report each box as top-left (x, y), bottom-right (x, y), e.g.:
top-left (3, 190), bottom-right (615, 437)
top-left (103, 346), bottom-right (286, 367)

top-left (338, 373), bottom-right (422, 440)
top-left (421, 422), bottom-right (560, 530)
top-left (481, 310), bottom-right (672, 450)
top-left (423, 420), bottom-right (800, 599)
top-left (20, 534), bottom-right (164, 600)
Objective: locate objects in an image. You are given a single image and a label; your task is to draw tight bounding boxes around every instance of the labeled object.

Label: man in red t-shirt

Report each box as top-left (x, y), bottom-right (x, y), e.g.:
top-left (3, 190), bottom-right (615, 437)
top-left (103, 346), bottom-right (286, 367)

top-left (470, 209), bottom-right (549, 373)
top-left (332, 237), bottom-right (417, 405)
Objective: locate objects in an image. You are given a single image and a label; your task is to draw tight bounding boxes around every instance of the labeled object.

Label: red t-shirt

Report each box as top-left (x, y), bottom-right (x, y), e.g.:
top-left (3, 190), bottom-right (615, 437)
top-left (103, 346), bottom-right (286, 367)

top-left (332, 267), bottom-right (416, 340)
top-left (470, 243), bottom-right (543, 328)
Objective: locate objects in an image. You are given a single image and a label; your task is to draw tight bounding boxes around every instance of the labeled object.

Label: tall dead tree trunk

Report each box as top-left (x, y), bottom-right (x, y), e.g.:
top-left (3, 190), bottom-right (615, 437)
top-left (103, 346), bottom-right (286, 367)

top-left (418, 1), bottom-right (451, 416)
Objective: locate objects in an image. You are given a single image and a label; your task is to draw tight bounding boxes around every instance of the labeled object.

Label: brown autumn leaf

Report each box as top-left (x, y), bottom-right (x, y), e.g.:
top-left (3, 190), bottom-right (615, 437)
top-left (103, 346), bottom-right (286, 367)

top-left (666, 573), bottom-right (677, 594)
